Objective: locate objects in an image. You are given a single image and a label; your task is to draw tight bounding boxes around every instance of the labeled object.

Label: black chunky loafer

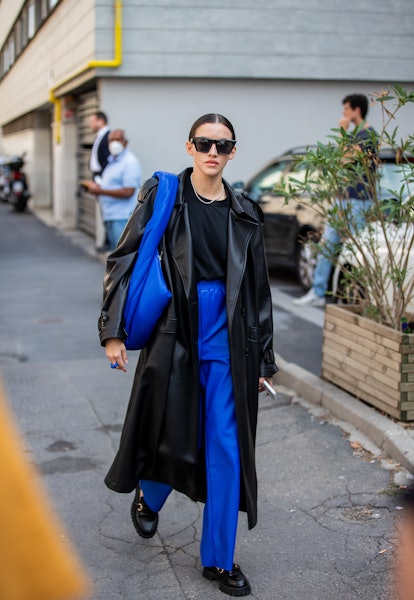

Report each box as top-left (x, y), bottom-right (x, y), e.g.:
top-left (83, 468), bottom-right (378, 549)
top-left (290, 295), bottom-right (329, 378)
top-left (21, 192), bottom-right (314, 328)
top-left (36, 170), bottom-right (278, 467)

top-left (203, 563), bottom-right (251, 596)
top-left (130, 487), bottom-right (159, 539)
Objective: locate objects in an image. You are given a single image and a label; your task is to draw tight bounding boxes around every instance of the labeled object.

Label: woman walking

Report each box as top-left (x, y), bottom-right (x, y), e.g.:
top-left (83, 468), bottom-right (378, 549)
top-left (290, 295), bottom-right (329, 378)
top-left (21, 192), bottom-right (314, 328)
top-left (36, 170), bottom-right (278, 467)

top-left (98, 113), bottom-right (277, 596)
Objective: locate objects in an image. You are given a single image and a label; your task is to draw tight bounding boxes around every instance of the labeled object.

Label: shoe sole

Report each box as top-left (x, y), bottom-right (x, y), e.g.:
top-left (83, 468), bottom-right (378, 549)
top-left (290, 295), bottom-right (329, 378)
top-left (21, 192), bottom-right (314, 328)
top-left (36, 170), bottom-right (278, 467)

top-left (203, 569), bottom-right (251, 596)
top-left (130, 501), bottom-right (158, 539)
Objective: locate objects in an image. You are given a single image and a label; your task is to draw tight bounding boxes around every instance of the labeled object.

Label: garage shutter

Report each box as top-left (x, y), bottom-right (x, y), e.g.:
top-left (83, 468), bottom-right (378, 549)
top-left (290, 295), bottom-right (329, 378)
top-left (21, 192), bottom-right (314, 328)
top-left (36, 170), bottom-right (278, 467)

top-left (77, 91), bottom-right (98, 236)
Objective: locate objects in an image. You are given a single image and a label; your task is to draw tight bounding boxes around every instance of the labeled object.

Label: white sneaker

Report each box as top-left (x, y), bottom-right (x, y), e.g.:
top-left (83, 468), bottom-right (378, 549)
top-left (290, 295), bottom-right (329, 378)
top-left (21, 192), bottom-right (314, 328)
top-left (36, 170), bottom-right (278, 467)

top-left (293, 288), bottom-right (325, 307)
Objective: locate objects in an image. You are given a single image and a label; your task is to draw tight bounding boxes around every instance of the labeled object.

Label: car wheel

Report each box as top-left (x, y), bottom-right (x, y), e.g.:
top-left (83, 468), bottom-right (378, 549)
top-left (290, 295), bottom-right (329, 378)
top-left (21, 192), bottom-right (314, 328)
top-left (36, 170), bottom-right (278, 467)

top-left (295, 236), bottom-right (317, 290)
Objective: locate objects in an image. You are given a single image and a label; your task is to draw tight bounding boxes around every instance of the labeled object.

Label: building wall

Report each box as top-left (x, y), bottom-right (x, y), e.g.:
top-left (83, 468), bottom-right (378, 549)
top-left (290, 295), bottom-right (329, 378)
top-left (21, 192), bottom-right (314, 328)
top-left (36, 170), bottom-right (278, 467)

top-left (1, 0), bottom-right (414, 129)
top-left (0, 1), bottom-right (24, 42)
top-left (99, 77), bottom-right (414, 184)
top-left (95, 0), bottom-right (414, 82)
top-left (1, 0), bottom-right (413, 231)
top-left (52, 121), bottom-right (78, 229)
top-left (0, 0), bottom-right (96, 125)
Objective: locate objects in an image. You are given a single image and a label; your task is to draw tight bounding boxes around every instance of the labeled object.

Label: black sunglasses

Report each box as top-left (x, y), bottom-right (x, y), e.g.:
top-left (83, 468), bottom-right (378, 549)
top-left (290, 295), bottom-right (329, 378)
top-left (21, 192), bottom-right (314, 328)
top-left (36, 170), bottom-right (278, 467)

top-left (190, 137), bottom-right (237, 155)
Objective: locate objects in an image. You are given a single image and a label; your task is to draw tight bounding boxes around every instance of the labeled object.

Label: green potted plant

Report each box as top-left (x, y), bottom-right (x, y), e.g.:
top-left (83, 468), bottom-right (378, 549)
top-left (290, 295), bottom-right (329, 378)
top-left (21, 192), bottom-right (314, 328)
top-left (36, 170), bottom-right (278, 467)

top-left (279, 85), bottom-right (414, 420)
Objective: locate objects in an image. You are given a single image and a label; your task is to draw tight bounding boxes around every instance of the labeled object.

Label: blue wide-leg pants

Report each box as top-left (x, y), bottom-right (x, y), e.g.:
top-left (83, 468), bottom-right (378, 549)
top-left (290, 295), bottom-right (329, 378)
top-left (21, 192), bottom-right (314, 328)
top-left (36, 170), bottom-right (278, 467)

top-left (141, 279), bottom-right (241, 571)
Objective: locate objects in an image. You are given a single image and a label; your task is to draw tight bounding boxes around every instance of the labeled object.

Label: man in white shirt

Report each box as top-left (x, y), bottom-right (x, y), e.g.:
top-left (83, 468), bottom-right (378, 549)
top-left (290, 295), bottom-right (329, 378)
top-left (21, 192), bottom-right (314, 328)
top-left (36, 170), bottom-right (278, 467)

top-left (89, 111), bottom-right (110, 251)
top-left (83, 129), bottom-right (142, 250)
top-left (89, 111), bottom-right (110, 178)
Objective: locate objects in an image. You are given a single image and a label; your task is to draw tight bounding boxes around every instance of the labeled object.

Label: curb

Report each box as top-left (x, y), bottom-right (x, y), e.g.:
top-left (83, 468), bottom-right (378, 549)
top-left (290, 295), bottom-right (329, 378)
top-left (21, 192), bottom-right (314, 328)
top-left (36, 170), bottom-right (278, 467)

top-left (275, 354), bottom-right (414, 474)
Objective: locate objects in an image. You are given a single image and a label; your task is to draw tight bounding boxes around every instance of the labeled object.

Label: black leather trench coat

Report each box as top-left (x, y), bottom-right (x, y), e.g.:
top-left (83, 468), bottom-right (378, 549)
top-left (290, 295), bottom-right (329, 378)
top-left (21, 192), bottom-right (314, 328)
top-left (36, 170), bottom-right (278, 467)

top-left (98, 168), bottom-right (277, 529)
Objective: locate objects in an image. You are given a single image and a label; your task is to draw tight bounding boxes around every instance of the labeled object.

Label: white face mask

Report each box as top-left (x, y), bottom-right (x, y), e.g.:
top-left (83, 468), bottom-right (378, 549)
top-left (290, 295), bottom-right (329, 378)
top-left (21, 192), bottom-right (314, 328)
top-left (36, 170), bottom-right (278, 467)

top-left (109, 140), bottom-right (124, 156)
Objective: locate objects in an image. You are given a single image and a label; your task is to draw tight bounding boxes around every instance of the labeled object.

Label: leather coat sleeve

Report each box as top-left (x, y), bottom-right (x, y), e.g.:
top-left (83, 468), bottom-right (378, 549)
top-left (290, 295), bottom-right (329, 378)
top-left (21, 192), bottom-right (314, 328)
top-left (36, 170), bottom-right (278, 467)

top-left (250, 202), bottom-right (278, 378)
top-left (98, 178), bottom-right (158, 346)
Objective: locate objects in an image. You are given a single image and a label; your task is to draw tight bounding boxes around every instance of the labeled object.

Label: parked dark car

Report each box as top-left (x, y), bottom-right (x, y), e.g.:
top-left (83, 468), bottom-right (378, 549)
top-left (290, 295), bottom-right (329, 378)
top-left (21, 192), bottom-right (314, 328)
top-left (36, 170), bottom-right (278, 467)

top-left (234, 146), bottom-right (404, 289)
top-left (233, 146), bottom-right (320, 288)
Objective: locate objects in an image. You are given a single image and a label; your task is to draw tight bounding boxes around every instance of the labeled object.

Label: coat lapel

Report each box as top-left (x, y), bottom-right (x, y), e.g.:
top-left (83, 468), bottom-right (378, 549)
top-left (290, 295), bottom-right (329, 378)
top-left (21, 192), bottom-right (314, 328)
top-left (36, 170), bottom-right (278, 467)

top-left (169, 204), bottom-right (194, 300)
top-left (226, 190), bottom-right (258, 329)
top-left (167, 172), bottom-right (195, 300)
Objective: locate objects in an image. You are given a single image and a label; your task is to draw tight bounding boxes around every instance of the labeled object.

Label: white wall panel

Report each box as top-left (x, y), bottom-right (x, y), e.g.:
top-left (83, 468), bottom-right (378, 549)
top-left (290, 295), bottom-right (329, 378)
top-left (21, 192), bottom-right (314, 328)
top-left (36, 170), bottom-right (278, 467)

top-left (99, 77), bottom-right (414, 184)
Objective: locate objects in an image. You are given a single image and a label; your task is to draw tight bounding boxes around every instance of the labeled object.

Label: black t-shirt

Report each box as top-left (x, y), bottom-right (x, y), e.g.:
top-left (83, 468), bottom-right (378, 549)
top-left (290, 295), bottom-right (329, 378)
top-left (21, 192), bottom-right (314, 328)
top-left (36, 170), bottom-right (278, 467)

top-left (345, 126), bottom-right (377, 200)
top-left (184, 175), bottom-right (230, 281)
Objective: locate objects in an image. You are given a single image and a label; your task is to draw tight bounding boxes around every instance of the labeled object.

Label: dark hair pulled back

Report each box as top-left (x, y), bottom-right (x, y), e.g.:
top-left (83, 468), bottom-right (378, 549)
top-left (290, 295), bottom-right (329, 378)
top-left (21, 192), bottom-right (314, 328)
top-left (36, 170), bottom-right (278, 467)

top-left (189, 113), bottom-right (236, 140)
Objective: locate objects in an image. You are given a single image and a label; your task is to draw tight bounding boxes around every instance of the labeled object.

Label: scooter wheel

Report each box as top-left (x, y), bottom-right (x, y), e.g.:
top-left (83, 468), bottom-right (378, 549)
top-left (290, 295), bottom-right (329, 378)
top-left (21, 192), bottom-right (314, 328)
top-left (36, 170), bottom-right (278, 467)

top-left (12, 194), bottom-right (27, 212)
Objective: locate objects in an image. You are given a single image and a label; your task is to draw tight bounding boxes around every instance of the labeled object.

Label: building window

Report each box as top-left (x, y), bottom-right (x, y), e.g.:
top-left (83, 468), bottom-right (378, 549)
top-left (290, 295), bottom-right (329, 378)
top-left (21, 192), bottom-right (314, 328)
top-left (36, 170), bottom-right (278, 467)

top-left (0, 0), bottom-right (61, 80)
top-left (34, 0), bottom-right (42, 27)
top-left (28, 1), bottom-right (36, 39)
top-left (15, 19), bottom-right (22, 56)
top-left (36, 0), bottom-right (48, 21)
top-left (6, 37), bottom-right (15, 70)
top-left (21, 8), bottom-right (28, 48)
top-left (40, 0), bottom-right (48, 20)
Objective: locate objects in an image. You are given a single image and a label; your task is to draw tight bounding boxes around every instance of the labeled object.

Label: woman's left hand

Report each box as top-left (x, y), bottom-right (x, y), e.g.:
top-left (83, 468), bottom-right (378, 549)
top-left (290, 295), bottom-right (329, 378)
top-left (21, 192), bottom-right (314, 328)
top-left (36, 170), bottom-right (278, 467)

top-left (258, 377), bottom-right (273, 393)
top-left (105, 338), bottom-right (128, 372)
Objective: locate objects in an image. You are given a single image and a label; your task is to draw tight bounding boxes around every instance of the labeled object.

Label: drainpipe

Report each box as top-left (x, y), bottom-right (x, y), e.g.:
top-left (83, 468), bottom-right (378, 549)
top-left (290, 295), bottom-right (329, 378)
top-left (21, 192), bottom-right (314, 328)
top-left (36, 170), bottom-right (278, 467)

top-left (49, 0), bottom-right (122, 143)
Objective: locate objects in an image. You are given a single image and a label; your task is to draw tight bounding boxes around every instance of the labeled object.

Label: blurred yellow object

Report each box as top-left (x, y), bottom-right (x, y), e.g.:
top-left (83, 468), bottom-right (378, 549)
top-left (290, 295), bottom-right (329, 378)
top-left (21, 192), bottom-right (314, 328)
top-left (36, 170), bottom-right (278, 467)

top-left (0, 380), bottom-right (90, 600)
top-left (393, 501), bottom-right (414, 600)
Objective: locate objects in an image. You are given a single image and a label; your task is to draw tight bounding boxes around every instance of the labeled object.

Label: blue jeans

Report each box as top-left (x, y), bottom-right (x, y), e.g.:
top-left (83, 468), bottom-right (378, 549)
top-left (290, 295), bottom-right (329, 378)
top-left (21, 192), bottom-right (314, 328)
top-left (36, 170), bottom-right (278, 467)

top-left (141, 280), bottom-right (240, 571)
top-left (313, 198), bottom-right (372, 298)
top-left (104, 219), bottom-right (128, 251)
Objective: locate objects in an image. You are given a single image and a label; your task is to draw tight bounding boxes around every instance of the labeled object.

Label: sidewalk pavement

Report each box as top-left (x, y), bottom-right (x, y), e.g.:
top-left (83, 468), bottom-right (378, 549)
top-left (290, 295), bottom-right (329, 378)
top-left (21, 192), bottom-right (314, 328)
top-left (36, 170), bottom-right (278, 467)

top-left (1, 203), bottom-right (413, 600)
top-left (48, 208), bottom-right (414, 476)
top-left (276, 356), bottom-right (414, 475)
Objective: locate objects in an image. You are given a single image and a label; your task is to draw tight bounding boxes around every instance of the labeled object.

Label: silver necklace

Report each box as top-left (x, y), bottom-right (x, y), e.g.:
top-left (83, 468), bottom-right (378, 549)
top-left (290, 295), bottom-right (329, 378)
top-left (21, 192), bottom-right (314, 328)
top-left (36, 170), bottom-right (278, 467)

top-left (190, 174), bottom-right (225, 205)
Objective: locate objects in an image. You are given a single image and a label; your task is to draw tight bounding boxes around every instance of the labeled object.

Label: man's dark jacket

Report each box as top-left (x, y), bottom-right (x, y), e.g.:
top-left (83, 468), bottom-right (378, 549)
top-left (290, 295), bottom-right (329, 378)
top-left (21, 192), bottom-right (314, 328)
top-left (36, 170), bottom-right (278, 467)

top-left (98, 168), bottom-right (278, 529)
top-left (93, 130), bottom-right (110, 176)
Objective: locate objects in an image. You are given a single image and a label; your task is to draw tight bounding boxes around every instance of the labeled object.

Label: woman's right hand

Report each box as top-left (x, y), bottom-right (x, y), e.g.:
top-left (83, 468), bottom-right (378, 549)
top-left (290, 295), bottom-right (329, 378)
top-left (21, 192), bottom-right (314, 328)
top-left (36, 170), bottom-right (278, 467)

top-left (105, 338), bottom-right (128, 372)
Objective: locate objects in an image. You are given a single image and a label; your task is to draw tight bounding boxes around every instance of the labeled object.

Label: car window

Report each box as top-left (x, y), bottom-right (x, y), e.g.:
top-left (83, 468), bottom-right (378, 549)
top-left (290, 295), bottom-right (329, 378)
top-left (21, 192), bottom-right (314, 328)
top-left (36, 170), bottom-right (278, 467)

top-left (378, 162), bottom-right (412, 200)
top-left (247, 160), bottom-right (291, 201)
top-left (284, 162), bottom-right (309, 186)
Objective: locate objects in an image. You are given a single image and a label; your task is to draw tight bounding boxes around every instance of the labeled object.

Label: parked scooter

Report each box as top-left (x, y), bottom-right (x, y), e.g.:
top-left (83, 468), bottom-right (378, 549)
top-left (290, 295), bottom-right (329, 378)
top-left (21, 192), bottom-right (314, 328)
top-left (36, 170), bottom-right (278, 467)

top-left (0, 156), bottom-right (11, 202)
top-left (6, 156), bottom-right (31, 212)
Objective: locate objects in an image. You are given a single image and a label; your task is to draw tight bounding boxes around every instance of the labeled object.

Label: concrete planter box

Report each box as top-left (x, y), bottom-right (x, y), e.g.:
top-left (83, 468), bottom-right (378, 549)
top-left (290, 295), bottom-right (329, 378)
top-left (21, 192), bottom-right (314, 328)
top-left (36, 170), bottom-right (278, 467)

top-left (321, 304), bottom-right (414, 421)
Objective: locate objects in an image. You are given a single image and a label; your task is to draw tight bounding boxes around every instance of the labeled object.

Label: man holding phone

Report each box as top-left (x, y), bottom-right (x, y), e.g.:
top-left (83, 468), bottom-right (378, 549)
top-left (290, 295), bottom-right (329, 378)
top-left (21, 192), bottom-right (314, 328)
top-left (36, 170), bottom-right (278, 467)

top-left (82, 129), bottom-right (141, 251)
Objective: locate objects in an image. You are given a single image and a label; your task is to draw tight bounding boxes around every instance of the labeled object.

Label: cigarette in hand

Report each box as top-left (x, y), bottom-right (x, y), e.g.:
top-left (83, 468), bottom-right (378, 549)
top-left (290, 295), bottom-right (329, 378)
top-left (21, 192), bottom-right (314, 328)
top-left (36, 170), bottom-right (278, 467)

top-left (263, 380), bottom-right (276, 397)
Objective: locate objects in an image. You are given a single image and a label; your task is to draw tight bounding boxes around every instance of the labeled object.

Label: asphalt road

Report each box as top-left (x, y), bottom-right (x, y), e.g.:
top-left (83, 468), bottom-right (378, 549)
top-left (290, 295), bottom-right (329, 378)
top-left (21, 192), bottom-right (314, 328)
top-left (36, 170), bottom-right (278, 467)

top-left (268, 266), bottom-right (324, 376)
top-left (0, 203), bottom-right (406, 600)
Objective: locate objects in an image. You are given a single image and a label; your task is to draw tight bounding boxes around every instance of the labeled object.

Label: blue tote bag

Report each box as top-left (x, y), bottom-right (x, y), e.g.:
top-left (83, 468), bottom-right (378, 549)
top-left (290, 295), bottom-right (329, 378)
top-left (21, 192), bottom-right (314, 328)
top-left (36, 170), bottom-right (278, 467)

top-left (123, 171), bottom-right (178, 350)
